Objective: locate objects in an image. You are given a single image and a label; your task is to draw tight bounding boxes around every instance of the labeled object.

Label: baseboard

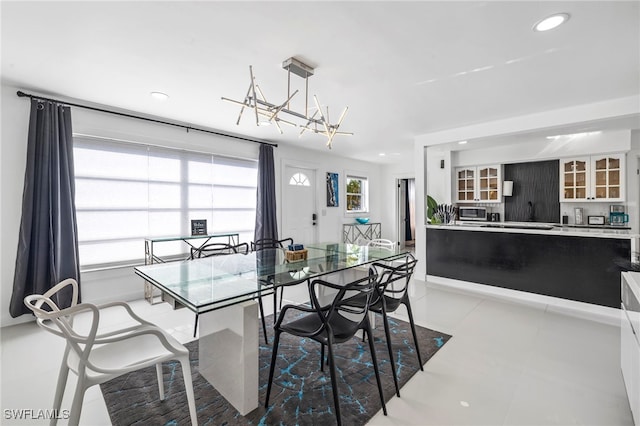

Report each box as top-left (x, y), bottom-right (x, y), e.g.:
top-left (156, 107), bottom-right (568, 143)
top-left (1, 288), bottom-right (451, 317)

top-left (426, 275), bottom-right (620, 327)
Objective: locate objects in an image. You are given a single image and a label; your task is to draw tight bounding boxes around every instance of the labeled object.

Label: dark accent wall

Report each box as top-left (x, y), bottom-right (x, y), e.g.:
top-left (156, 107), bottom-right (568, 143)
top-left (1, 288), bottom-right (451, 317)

top-left (504, 160), bottom-right (559, 223)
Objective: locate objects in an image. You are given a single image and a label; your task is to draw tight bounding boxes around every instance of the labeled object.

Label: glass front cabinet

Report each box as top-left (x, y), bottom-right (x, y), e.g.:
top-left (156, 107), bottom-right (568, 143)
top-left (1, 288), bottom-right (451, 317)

top-left (560, 153), bottom-right (625, 202)
top-left (455, 165), bottom-right (501, 203)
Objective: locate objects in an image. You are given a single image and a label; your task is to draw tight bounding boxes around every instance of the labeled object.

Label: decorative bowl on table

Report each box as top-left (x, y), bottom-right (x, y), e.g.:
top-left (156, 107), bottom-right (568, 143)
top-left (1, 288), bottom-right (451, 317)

top-left (355, 217), bottom-right (370, 224)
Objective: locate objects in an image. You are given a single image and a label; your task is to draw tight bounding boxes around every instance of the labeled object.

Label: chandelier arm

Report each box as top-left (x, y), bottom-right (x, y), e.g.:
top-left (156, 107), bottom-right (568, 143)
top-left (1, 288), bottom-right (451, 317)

top-left (238, 82), bottom-right (255, 125)
top-left (313, 95), bottom-right (330, 133)
top-left (221, 95), bottom-right (252, 125)
top-left (270, 89), bottom-right (299, 122)
top-left (273, 118), bottom-right (284, 134)
top-left (299, 110), bottom-right (319, 137)
top-left (305, 72), bottom-right (309, 117)
top-left (327, 107), bottom-right (349, 143)
top-left (249, 66), bottom-right (260, 126)
top-left (255, 84), bottom-right (268, 103)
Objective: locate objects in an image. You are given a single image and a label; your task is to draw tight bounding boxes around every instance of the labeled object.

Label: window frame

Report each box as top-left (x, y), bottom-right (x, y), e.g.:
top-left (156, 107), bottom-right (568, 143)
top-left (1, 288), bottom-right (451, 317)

top-left (344, 172), bottom-right (369, 215)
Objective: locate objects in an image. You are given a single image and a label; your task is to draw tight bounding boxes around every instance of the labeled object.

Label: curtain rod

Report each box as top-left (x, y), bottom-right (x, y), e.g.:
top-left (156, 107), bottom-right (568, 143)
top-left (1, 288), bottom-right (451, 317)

top-left (16, 90), bottom-right (278, 148)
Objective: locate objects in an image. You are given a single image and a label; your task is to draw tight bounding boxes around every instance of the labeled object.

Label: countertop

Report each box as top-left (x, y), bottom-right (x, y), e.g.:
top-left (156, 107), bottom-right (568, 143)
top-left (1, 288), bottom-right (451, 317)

top-left (426, 221), bottom-right (639, 239)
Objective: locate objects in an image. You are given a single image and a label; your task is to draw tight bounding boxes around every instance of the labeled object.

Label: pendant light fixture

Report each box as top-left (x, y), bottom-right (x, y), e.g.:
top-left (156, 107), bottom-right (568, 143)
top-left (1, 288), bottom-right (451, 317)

top-left (222, 57), bottom-right (352, 149)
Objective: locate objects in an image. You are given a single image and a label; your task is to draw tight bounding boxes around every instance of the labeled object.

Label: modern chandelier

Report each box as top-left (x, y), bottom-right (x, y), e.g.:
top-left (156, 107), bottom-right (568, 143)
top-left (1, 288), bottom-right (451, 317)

top-left (221, 57), bottom-right (352, 149)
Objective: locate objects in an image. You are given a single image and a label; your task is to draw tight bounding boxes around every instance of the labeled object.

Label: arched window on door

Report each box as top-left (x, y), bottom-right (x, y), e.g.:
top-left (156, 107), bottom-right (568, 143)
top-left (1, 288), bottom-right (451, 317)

top-left (289, 172), bottom-right (310, 186)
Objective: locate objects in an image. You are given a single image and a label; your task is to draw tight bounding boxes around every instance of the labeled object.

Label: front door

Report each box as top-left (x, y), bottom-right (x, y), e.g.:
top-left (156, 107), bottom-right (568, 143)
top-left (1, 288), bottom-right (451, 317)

top-left (283, 166), bottom-right (317, 245)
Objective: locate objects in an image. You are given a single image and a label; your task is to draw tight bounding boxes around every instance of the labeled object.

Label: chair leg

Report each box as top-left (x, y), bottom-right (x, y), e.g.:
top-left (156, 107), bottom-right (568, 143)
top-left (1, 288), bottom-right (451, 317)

top-left (193, 314), bottom-right (198, 338)
top-left (404, 297), bottom-right (424, 370)
top-left (156, 363), bottom-right (165, 400)
top-left (258, 297), bottom-right (269, 344)
top-left (265, 330), bottom-right (281, 407)
top-left (51, 350), bottom-right (70, 426)
top-left (381, 310), bottom-right (400, 397)
top-left (273, 290), bottom-right (278, 324)
top-left (68, 372), bottom-right (87, 426)
top-left (320, 344), bottom-right (325, 372)
top-left (326, 336), bottom-right (342, 426)
top-left (179, 356), bottom-right (198, 426)
top-left (365, 321), bottom-right (388, 416)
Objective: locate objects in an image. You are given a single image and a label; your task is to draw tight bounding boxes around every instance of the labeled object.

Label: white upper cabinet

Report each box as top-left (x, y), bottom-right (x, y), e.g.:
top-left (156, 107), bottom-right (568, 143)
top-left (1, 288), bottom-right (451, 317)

top-left (455, 165), bottom-right (502, 203)
top-left (560, 153), bottom-right (625, 202)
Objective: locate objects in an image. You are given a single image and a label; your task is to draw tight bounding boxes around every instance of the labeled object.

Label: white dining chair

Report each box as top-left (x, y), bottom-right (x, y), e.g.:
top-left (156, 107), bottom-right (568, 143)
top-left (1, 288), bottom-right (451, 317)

top-left (367, 238), bottom-right (395, 250)
top-left (24, 278), bottom-right (198, 426)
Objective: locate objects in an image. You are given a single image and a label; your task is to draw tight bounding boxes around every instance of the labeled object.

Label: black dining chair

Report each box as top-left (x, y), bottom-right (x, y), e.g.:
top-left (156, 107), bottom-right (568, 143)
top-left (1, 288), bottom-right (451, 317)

top-left (250, 237), bottom-right (293, 252)
top-left (190, 242), bottom-right (249, 259)
top-left (190, 242), bottom-right (268, 343)
top-left (353, 253), bottom-right (421, 398)
top-left (265, 270), bottom-right (388, 426)
top-left (251, 237), bottom-right (294, 321)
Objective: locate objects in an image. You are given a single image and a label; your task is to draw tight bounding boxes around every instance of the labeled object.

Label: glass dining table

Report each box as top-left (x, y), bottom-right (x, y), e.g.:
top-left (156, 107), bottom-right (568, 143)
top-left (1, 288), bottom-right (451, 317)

top-left (134, 242), bottom-right (410, 415)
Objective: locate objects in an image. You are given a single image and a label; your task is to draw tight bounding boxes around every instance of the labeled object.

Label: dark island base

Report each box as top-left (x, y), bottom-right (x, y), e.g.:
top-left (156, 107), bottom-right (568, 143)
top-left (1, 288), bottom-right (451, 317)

top-left (426, 228), bottom-right (631, 308)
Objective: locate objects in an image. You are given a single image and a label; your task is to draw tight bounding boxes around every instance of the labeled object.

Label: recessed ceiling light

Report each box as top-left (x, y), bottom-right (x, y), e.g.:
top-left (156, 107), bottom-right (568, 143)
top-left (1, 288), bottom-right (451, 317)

top-left (150, 91), bottom-right (169, 100)
top-left (458, 140), bottom-right (468, 145)
top-left (379, 153), bottom-right (387, 157)
top-left (533, 13), bottom-right (570, 32)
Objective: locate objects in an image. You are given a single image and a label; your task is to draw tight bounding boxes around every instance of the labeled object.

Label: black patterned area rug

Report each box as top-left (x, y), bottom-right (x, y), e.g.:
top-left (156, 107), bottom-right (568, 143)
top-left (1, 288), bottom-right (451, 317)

top-left (101, 315), bottom-right (451, 425)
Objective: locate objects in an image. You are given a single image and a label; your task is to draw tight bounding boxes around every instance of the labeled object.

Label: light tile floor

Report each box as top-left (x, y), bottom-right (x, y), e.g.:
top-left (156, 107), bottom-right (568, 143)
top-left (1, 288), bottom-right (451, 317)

top-left (0, 278), bottom-right (634, 425)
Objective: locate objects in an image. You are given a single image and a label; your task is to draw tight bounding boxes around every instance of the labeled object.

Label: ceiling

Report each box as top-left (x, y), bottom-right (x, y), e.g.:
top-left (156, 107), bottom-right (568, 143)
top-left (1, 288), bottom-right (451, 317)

top-left (2, 1), bottom-right (639, 163)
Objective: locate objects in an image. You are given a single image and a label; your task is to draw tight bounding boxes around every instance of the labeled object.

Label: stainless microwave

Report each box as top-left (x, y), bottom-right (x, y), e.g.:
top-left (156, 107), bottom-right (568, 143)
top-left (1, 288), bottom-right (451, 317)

top-left (458, 206), bottom-right (487, 221)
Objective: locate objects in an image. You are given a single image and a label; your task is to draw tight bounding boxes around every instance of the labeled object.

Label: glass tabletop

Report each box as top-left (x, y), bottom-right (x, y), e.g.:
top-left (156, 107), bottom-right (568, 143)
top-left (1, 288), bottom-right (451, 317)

top-left (134, 244), bottom-right (410, 313)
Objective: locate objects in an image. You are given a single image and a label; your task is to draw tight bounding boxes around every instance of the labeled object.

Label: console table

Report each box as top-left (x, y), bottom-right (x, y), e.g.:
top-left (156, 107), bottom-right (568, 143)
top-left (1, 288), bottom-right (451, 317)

top-left (342, 222), bottom-right (381, 244)
top-left (143, 233), bottom-right (239, 304)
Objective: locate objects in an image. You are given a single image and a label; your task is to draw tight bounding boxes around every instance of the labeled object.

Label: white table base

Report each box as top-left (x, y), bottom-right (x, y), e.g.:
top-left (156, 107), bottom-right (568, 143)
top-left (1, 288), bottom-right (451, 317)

top-left (198, 300), bottom-right (259, 415)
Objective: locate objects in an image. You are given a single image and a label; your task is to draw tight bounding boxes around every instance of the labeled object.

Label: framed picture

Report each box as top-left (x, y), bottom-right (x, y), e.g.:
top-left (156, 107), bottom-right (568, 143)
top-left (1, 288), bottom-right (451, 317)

top-left (191, 219), bottom-right (207, 236)
top-left (326, 172), bottom-right (339, 207)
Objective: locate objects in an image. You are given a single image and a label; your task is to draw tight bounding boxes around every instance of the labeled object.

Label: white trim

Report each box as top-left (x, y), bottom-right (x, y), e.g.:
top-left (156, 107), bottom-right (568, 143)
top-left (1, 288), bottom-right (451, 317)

top-left (427, 275), bottom-right (620, 326)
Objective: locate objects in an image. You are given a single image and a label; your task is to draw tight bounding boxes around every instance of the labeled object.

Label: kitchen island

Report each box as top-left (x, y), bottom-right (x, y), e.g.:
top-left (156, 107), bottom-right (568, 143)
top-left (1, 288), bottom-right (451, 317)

top-left (426, 222), bottom-right (638, 308)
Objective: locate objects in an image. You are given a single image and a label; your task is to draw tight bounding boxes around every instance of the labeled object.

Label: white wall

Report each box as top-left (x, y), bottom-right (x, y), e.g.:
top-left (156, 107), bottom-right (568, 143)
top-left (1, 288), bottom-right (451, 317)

top-left (0, 83), bottom-right (383, 327)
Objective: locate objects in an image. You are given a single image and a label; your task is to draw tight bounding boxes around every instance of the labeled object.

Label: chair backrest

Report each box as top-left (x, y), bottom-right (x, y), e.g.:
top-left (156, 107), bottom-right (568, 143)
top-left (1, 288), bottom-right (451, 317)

top-left (308, 269), bottom-right (378, 339)
top-left (373, 253), bottom-right (418, 303)
top-left (367, 239), bottom-right (395, 250)
top-left (191, 242), bottom-right (249, 259)
top-left (251, 237), bottom-right (294, 251)
top-left (24, 278), bottom-right (100, 367)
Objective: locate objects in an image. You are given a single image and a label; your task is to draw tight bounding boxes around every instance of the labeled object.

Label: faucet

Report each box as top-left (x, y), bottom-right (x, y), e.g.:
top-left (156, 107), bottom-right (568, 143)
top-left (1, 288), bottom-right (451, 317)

top-left (527, 201), bottom-right (534, 222)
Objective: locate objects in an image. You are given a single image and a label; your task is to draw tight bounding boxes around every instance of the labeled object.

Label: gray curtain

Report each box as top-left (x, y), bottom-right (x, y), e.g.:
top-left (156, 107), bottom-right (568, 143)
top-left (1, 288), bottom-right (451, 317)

top-left (10, 99), bottom-right (80, 317)
top-left (254, 144), bottom-right (279, 242)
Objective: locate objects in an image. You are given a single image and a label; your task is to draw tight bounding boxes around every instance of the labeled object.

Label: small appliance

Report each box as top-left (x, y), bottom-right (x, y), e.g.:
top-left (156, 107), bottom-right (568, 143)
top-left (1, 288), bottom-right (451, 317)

top-left (458, 206), bottom-right (487, 221)
top-left (488, 212), bottom-right (501, 222)
top-left (587, 216), bottom-right (605, 225)
top-left (610, 204), bottom-right (629, 227)
top-left (574, 207), bottom-right (584, 225)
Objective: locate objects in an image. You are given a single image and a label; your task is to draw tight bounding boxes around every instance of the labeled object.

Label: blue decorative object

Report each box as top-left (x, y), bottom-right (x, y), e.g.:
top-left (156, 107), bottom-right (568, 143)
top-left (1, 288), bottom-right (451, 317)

top-left (355, 217), bottom-right (370, 224)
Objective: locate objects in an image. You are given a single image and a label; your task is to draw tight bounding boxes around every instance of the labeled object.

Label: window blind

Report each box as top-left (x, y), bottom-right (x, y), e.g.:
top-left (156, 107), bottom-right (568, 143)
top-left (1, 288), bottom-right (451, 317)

top-left (73, 137), bottom-right (257, 269)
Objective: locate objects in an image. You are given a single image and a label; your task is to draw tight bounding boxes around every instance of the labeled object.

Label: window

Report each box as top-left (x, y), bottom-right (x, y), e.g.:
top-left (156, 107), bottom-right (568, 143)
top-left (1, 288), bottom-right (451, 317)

top-left (345, 175), bottom-right (368, 213)
top-left (74, 137), bottom-right (257, 269)
top-left (289, 172), bottom-right (310, 186)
